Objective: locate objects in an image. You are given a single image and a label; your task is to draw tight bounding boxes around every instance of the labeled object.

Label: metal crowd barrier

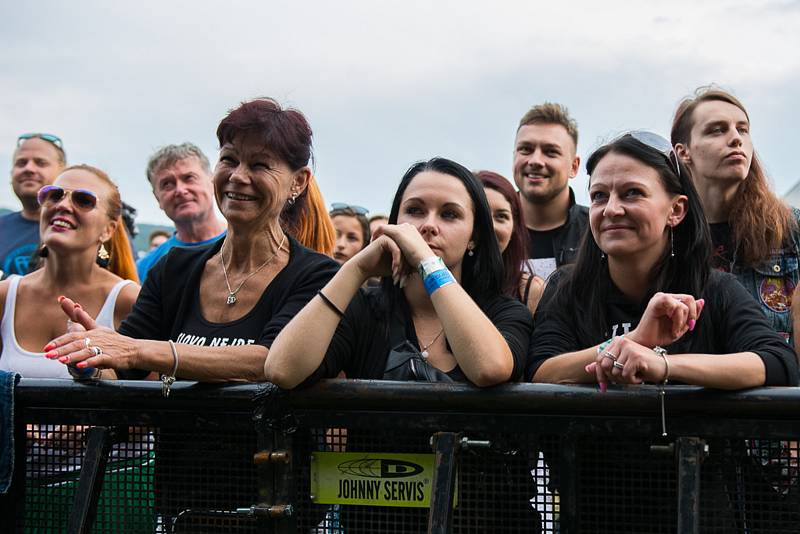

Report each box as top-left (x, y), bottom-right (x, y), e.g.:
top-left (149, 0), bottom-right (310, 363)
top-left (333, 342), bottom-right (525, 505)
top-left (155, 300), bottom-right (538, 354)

top-left (6, 378), bottom-right (800, 533)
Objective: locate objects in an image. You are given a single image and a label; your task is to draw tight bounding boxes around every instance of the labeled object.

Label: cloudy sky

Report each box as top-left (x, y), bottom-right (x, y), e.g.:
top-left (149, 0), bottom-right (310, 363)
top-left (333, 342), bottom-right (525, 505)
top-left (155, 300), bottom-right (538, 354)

top-left (2, 0), bottom-right (798, 226)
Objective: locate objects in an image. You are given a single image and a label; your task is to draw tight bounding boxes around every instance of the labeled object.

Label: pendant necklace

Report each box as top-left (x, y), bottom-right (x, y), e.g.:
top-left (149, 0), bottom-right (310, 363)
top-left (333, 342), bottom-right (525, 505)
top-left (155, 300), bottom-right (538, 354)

top-left (221, 232), bottom-right (286, 306)
top-left (420, 328), bottom-right (445, 359)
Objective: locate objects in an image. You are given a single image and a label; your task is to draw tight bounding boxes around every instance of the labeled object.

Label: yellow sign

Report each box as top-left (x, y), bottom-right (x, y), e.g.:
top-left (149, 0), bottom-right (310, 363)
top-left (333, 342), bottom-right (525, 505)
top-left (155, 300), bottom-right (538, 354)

top-left (310, 452), bottom-right (457, 508)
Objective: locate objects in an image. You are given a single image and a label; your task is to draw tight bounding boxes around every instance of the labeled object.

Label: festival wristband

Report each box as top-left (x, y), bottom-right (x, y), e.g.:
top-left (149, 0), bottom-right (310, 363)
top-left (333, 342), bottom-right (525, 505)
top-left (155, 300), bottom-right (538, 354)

top-left (418, 255), bottom-right (446, 279)
top-left (423, 268), bottom-right (456, 296)
top-left (596, 335), bottom-right (624, 355)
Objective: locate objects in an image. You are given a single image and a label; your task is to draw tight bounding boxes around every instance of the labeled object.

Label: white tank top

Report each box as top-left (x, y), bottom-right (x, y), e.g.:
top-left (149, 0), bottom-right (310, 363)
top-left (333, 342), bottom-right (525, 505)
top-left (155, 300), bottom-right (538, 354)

top-left (0, 275), bottom-right (133, 377)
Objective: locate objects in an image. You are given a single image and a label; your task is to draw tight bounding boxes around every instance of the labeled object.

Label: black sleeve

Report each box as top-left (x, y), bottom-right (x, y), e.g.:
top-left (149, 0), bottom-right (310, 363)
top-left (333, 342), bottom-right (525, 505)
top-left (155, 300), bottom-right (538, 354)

top-left (526, 274), bottom-right (581, 381)
top-left (481, 296), bottom-right (533, 382)
top-left (258, 254), bottom-right (340, 348)
top-left (298, 288), bottom-right (371, 387)
top-left (118, 253), bottom-right (170, 341)
top-left (708, 273), bottom-right (799, 386)
top-left (116, 254), bottom-right (173, 380)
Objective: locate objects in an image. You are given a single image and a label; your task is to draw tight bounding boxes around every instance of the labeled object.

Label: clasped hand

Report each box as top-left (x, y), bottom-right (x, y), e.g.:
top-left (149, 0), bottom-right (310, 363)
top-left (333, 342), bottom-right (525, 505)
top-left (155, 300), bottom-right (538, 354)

top-left (351, 223), bottom-right (436, 285)
top-left (586, 292), bottom-right (705, 389)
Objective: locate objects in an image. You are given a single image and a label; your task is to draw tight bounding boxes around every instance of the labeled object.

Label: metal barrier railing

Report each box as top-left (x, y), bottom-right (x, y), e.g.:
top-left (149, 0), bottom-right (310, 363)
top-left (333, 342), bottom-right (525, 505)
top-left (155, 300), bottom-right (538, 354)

top-left (8, 378), bottom-right (800, 533)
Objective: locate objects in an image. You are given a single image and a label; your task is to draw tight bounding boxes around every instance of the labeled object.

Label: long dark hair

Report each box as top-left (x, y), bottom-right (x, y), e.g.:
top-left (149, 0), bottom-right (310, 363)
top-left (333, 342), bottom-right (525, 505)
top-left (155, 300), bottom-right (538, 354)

top-left (671, 86), bottom-right (795, 266)
top-left (380, 157), bottom-right (504, 307)
top-left (475, 170), bottom-right (528, 297)
top-left (553, 135), bottom-right (711, 345)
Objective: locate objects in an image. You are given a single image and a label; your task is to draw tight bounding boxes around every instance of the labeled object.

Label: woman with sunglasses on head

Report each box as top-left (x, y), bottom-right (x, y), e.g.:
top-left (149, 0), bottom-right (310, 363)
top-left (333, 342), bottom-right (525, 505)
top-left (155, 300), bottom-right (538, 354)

top-left (330, 203), bottom-right (370, 265)
top-left (0, 164), bottom-right (139, 379)
top-left (528, 132), bottom-right (797, 531)
top-left (476, 170), bottom-right (545, 314)
top-left (673, 87), bottom-right (800, 531)
top-left (266, 157), bottom-right (537, 531)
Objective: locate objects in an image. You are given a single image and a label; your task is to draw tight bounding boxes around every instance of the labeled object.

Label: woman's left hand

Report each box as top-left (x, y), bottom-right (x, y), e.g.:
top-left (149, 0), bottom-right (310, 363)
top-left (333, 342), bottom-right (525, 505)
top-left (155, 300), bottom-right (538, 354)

top-left (372, 223), bottom-right (436, 274)
top-left (44, 296), bottom-right (141, 371)
top-left (587, 336), bottom-right (669, 388)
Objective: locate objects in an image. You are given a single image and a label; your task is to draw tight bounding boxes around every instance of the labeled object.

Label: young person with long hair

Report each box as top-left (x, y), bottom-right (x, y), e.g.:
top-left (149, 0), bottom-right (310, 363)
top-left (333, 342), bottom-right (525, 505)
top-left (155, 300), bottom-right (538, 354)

top-left (528, 132), bottom-right (797, 531)
top-left (266, 157), bottom-right (536, 532)
top-left (1, 164), bottom-right (139, 378)
top-left (671, 86), bottom-right (800, 355)
top-left (672, 86), bottom-right (800, 532)
top-left (476, 170), bottom-right (544, 313)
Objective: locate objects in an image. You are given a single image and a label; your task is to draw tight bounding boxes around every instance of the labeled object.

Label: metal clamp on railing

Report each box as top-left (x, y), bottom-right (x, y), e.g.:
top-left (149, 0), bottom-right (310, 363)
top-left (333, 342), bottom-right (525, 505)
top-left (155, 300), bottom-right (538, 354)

top-left (235, 503), bottom-right (294, 518)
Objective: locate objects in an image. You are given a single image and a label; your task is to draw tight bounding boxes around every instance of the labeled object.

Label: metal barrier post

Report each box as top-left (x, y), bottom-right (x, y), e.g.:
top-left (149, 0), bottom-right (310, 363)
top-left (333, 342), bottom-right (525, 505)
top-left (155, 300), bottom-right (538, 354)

top-left (558, 438), bottom-right (577, 534)
top-left (67, 426), bottom-right (115, 534)
top-left (428, 432), bottom-right (460, 534)
top-left (676, 437), bottom-right (706, 534)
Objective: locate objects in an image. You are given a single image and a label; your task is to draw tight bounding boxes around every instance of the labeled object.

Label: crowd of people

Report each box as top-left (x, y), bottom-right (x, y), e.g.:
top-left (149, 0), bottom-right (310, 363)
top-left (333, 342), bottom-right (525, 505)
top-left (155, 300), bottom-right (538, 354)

top-left (2, 86), bottom-right (800, 530)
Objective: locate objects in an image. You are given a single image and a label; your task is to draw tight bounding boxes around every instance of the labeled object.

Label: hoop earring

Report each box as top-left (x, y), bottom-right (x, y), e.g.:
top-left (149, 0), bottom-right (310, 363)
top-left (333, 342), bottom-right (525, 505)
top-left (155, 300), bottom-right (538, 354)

top-left (97, 243), bottom-right (110, 268)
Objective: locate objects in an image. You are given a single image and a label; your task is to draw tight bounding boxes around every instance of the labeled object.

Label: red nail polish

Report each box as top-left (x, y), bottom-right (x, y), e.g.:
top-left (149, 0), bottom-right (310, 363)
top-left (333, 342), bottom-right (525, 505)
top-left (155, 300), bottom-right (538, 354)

top-left (688, 319), bottom-right (696, 331)
top-left (76, 361), bottom-right (88, 368)
top-left (44, 351), bottom-right (58, 359)
top-left (43, 343), bottom-right (55, 352)
top-left (58, 356), bottom-right (69, 364)
top-left (600, 383), bottom-right (608, 393)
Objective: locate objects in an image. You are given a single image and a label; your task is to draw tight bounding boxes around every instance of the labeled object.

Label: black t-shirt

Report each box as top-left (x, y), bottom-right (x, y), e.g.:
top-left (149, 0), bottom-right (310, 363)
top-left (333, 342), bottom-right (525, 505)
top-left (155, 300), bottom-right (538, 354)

top-left (527, 224), bottom-right (565, 260)
top-left (117, 236), bottom-right (339, 377)
top-left (528, 269), bottom-right (799, 385)
top-left (709, 222), bottom-right (734, 272)
top-left (304, 286), bottom-right (533, 385)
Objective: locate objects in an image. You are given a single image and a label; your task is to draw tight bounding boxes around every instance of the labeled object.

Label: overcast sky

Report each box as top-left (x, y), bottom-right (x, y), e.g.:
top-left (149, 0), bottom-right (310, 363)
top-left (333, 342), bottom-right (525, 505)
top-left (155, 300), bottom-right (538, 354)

top-left (2, 0), bottom-right (798, 226)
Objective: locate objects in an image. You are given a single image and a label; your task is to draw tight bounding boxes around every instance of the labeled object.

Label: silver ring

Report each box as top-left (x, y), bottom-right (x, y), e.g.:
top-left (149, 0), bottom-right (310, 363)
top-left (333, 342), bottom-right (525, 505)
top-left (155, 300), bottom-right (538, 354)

top-left (613, 361), bottom-right (624, 370)
top-left (91, 346), bottom-right (103, 357)
top-left (601, 351), bottom-right (618, 362)
top-left (84, 337), bottom-right (91, 348)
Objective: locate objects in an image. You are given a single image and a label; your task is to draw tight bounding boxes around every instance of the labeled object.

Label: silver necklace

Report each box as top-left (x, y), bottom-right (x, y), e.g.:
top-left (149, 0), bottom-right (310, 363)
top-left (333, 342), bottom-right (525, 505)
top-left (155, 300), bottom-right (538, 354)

top-left (220, 232), bottom-right (286, 306)
top-left (419, 328), bottom-right (444, 359)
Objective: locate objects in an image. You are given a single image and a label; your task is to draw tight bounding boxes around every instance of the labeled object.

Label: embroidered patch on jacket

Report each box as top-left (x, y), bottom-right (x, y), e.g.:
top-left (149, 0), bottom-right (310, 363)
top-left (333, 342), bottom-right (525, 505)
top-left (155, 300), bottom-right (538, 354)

top-left (759, 277), bottom-right (796, 313)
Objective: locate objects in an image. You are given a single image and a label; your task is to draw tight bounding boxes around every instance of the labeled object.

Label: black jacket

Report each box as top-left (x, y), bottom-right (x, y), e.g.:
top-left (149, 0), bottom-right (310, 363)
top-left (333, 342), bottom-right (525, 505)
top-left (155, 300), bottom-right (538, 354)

top-left (528, 187), bottom-right (588, 267)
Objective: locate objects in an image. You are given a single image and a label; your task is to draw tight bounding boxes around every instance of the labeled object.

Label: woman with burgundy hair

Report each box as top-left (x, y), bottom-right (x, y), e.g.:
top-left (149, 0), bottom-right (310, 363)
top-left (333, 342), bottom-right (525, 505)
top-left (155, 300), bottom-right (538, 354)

top-left (45, 98), bottom-right (339, 382)
top-left (476, 170), bottom-right (544, 313)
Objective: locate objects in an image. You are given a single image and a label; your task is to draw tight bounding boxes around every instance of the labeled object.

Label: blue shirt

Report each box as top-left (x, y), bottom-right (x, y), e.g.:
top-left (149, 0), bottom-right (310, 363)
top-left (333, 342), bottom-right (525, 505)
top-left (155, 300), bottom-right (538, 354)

top-left (0, 212), bottom-right (40, 278)
top-left (136, 231), bottom-right (225, 282)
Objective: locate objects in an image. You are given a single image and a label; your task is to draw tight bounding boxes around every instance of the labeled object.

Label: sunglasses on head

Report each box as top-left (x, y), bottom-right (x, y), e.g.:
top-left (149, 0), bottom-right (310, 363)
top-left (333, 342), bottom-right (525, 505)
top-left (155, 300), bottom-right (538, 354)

top-left (37, 185), bottom-right (99, 211)
top-left (17, 132), bottom-right (64, 151)
top-left (330, 203), bottom-right (369, 215)
top-left (623, 130), bottom-right (682, 179)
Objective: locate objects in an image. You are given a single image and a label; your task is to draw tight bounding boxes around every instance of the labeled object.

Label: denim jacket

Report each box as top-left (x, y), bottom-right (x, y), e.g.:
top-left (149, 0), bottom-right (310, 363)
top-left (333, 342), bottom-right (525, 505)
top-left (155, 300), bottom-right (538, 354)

top-left (728, 208), bottom-right (800, 346)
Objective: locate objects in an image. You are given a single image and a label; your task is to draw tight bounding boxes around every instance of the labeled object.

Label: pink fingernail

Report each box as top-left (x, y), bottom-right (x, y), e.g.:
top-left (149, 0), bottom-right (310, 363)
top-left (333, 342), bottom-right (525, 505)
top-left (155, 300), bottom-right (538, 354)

top-left (58, 356), bottom-right (69, 364)
top-left (57, 296), bottom-right (65, 303)
top-left (43, 343), bottom-right (55, 352)
top-left (600, 383), bottom-right (607, 393)
top-left (44, 351), bottom-right (58, 359)
top-left (74, 303), bottom-right (82, 310)
top-left (76, 361), bottom-right (88, 368)
top-left (697, 299), bottom-right (705, 306)
top-left (688, 319), bottom-right (696, 331)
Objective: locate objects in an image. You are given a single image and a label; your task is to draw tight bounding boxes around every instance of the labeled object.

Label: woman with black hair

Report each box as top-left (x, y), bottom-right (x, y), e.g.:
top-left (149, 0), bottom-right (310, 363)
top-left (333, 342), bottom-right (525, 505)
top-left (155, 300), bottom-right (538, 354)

top-left (529, 132), bottom-right (797, 532)
top-left (529, 132), bottom-right (796, 390)
top-left (267, 157), bottom-right (537, 532)
top-left (267, 157), bottom-right (531, 387)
